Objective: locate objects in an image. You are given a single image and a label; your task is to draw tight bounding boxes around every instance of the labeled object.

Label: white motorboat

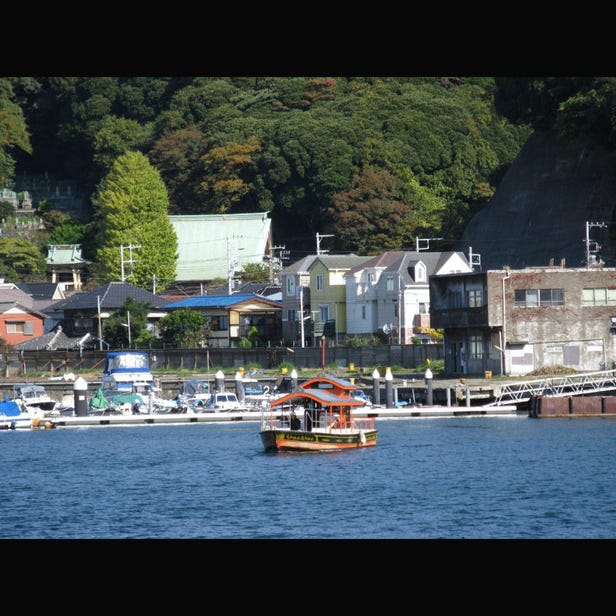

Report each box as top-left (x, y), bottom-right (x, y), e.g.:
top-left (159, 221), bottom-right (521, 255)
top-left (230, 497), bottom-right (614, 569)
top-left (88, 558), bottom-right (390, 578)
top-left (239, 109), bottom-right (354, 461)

top-left (12, 384), bottom-right (61, 418)
top-left (99, 351), bottom-right (177, 413)
top-left (0, 395), bottom-right (33, 430)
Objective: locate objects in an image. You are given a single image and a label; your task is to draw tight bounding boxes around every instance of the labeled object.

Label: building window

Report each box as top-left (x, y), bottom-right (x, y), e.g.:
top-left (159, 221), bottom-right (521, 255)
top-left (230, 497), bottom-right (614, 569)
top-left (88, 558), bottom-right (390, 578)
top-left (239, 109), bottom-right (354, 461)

top-left (319, 305), bottom-right (330, 321)
top-left (6, 321), bottom-right (25, 334)
top-left (539, 288), bottom-right (564, 305)
top-left (468, 334), bottom-right (483, 359)
top-left (361, 305), bottom-right (366, 319)
top-left (386, 276), bottom-right (394, 291)
top-left (415, 263), bottom-right (426, 282)
top-left (368, 272), bottom-right (376, 283)
top-left (419, 302), bottom-right (428, 314)
top-left (515, 288), bottom-right (564, 307)
top-left (211, 315), bottom-right (229, 331)
top-left (286, 277), bottom-right (295, 296)
top-left (316, 274), bottom-right (324, 292)
top-left (287, 310), bottom-right (296, 322)
top-left (583, 288), bottom-right (616, 306)
top-left (467, 289), bottom-right (483, 307)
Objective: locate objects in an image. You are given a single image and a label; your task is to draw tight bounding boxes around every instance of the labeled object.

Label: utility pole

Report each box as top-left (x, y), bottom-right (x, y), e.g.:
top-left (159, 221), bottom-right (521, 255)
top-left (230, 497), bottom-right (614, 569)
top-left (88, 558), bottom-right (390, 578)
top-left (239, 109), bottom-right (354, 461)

top-left (316, 232), bottom-right (334, 255)
top-left (226, 235), bottom-right (244, 294)
top-left (97, 295), bottom-right (103, 351)
top-left (122, 311), bottom-right (131, 347)
top-left (299, 284), bottom-right (305, 348)
top-left (267, 244), bottom-right (288, 282)
top-left (585, 221), bottom-right (607, 267)
top-left (120, 244), bottom-right (141, 282)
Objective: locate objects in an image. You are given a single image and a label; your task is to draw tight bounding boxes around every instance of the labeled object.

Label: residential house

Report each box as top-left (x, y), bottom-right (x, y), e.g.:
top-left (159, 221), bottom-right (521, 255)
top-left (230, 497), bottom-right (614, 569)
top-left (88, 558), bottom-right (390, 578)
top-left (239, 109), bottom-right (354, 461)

top-left (430, 264), bottom-right (616, 377)
top-left (346, 251), bottom-right (472, 344)
top-left (18, 282), bottom-right (66, 332)
top-left (280, 255), bottom-right (317, 345)
top-left (46, 244), bottom-right (91, 293)
top-left (162, 294), bottom-right (282, 348)
top-left (280, 254), bottom-right (372, 347)
top-left (0, 285), bottom-right (47, 346)
top-left (13, 325), bottom-right (96, 351)
top-left (49, 281), bottom-right (169, 344)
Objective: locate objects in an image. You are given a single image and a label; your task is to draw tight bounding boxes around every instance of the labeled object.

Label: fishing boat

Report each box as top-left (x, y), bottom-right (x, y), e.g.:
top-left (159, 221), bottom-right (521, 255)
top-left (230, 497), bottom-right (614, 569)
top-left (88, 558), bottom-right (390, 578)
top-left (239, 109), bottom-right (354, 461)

top-left (259, 375), bottom-right (377, 452)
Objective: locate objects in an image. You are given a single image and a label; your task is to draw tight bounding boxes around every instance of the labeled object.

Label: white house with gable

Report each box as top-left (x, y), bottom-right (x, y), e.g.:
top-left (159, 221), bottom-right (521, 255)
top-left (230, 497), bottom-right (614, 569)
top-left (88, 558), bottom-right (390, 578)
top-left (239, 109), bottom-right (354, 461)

top-left (345, 250), bottom-right (472, 343)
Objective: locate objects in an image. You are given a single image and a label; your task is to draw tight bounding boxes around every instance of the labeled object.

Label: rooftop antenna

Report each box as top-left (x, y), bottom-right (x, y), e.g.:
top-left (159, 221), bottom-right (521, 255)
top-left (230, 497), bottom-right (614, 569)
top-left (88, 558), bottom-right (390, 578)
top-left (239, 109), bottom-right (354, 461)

top-left (468, 246), bottom-right (481, 271)
top-left (120, 244), bottom-right (141, 282)
top-left (316, 232), bottom-right (334, 255)
top-left (415, 237), bottom-right (444, 251)
top-left (585, 221), bottom-right (606, 268)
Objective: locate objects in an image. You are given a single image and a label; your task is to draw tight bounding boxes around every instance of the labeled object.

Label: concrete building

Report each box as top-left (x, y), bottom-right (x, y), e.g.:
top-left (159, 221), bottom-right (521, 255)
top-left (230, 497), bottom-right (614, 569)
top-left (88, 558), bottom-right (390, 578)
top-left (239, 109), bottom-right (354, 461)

top-left (430, 264), bottom-right (616, 377)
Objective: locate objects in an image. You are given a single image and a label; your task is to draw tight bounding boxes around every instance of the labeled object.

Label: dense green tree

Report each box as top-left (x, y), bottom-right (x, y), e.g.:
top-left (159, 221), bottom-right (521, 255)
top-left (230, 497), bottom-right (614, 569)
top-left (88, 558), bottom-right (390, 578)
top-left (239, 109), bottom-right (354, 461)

top-left (0, 79), bottom-right (31, 185)
top-left (158, 308), bottom-right (209, 347)
top-left (237, 262), bottom-right (270, 282)
top-left (0, 237), bottom-right (46, 282)
top-left (8, 76), bottom-right (536, 263)
top-left (493, 77), bottom-right (616, 148)
top-left (200, 136), bottom-right (262, 213)
top-left (0, 199), bottom-right (15, 220)
top-left (148, 125), bottom-right (210, 213)
top-left (92, 115), bottom-right (150, 175)
top-left (94, 151), bottom-right (177, 288)
top-left (327, 168), bottom-right (414, 253)
top-left (103, 297), bottom-right (149, 348)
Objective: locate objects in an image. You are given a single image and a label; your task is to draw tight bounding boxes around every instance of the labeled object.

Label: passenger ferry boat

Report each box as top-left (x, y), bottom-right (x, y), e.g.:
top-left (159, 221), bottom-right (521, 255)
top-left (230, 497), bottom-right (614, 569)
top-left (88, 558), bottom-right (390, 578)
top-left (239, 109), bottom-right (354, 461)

top-left (259, 375), bottom-right (377, 452)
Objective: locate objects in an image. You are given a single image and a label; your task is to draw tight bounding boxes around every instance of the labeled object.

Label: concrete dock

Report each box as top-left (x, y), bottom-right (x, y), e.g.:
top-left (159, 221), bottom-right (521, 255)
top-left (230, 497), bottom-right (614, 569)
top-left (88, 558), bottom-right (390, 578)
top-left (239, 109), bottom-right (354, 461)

top-left (47, 403), bottom-right (521, 429)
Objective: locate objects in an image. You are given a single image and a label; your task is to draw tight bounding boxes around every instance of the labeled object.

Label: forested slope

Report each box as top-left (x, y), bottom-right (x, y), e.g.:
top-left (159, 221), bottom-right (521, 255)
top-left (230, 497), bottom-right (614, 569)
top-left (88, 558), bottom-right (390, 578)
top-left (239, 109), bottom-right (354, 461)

top-left (2, 76), bottom-right (616, 286)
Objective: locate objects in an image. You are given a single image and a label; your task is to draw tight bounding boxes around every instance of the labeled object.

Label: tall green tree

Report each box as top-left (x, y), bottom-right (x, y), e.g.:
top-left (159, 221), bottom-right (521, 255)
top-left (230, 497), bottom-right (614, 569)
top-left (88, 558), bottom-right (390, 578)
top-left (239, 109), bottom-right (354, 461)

top-left (92, 115), bottom-right (149, 175)
top-left (94, 151), bottom-right (177, 289)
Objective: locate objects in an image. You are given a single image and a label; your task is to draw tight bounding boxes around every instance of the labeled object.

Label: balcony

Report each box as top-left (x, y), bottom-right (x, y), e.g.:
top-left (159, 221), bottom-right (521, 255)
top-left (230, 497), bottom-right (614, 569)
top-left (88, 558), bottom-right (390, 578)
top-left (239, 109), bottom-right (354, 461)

top-left (431, 305), bottom-right (489, 328)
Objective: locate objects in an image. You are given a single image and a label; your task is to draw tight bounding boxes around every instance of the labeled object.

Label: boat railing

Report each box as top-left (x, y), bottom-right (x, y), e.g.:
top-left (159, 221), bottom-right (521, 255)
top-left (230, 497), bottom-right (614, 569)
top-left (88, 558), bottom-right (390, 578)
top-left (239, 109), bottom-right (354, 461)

top-left (260, 409), bottom-right (375, 432)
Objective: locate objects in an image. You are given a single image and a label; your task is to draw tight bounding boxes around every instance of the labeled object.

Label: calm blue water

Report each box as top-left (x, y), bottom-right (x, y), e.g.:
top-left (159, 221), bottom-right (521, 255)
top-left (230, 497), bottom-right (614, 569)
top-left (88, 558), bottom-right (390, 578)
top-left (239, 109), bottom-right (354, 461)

top-left (1, 416), bottom-right (615, 539)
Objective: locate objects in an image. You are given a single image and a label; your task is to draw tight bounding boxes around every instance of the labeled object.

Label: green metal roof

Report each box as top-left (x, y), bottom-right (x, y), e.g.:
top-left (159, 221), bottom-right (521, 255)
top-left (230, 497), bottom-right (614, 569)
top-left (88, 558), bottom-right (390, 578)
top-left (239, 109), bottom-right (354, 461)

top-left (170, 213), bottom-right (271, 281)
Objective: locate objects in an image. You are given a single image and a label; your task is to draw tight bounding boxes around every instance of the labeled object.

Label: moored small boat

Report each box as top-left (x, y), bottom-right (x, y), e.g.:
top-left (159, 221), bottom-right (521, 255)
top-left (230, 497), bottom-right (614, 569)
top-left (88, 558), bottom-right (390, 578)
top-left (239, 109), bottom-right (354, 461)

top-left (259, 375), bottom-right (377, 452)
top-left (11, 384), bottom-right (61, 418)
top-left (99, 351), bottom-right (177, 413)
top-left (0, 395), bottom-right (32, 430)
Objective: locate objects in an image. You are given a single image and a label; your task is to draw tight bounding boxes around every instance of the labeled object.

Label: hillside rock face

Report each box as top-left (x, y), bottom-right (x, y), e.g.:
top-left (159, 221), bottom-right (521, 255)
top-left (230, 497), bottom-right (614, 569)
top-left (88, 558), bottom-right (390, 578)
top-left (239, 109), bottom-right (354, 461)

top-left (457, 130), bottom-right (616, 270)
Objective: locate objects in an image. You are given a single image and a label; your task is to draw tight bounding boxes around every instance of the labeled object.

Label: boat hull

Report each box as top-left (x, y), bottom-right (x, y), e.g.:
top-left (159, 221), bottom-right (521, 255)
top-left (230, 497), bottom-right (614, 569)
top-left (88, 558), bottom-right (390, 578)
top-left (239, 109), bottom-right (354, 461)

top-left (260, 428), bottom-right (377, 452)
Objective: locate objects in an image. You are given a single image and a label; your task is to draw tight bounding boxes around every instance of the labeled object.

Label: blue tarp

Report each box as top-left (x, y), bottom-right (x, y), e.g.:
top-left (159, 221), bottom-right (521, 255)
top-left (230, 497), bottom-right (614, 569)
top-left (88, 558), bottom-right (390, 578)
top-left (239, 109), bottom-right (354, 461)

top-left (0, 394), bottom-right (22, 417)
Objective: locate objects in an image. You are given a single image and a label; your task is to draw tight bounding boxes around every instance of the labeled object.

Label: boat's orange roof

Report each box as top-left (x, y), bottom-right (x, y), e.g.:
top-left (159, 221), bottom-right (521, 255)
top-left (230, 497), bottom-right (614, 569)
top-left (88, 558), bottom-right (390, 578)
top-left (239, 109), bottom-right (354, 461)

top-left (270, 389), bottom-right (365, 410)
top-left (300, 375), bottom-right (359, 397)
